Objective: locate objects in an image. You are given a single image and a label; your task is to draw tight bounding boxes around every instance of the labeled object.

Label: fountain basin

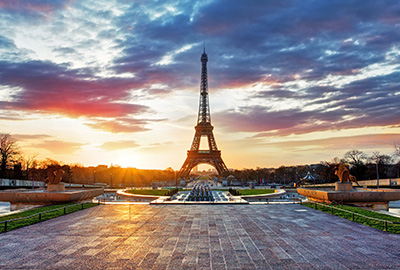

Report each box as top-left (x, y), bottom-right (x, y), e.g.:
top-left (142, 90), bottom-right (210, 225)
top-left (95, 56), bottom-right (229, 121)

top-left (0, 188), bottom-right (104, 210)
top-left (297, 187), bottom-right (400, 210)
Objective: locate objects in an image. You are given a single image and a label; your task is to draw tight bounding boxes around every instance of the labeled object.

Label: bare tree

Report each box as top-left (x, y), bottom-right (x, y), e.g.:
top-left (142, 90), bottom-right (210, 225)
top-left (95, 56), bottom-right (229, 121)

top-left (330, 157), bottom-right (345, 164)
top-left (393, 143), bottom-right (400, 178)
top-left (395, 143), bottom-right (400, 157)
top-left (344, 149), bottom-right (367, 166)
top-left (0, 133), bottom-right (19, 177)
top-left (21, 153), bottom-right (39, 180)
top-left (370, 151), bottom-right (393, 165)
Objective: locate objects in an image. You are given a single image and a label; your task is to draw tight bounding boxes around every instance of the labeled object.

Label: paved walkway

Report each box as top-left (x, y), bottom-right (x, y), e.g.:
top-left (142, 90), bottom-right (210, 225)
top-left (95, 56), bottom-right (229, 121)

top-left (0, 204), bottom-right (399, 269)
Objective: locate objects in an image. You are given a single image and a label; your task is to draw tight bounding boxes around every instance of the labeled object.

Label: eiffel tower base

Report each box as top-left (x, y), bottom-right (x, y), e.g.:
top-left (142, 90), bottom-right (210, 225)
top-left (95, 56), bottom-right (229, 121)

top-left (179, 150), bottom-right (228, 179)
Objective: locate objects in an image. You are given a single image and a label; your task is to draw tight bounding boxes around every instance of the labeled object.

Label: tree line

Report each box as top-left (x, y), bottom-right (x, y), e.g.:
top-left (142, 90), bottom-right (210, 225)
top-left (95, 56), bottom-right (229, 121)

top-left (1, 133), bottom-right (399, 186)
top-left (0, 133), bottom-right (177, 187)
top-left (229, 147), bottom-right (400, 185)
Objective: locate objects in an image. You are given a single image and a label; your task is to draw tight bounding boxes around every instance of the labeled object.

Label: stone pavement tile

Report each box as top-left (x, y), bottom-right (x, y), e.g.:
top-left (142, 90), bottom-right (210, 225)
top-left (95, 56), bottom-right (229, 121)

top-left (252, 259), bottom-right (271, 269)
top-left (54, 258), bottom-right (76, 267)
top-left (260, 248), bottom-right (282, 265)
top-left (197, 251), bottom-right (211, 269)
top-left (212, 263), bottom-right (227, 270)
top-left (230, 238), bottom-right (245, 251)
top-left (268, 262), bottom-right (291, 270)
top-left (174, 238), bottom-right (189, 252)
top-left (211, 250), bottom-right (225, 263)
top-left (1, 204), bottom-right (400, 269)
top-left (138, 252), bottom-right (160, 268)
top-left (167, 257), bottom-right (184, 269)
top-left (151, 263), bottom-right (168, 270)
top-left (319, 259), bottom-right (348, 270)
top-left (295, 262), bottom-right (318, 270)
top-left (223, 253), bottom-right (239, 268)
top-left (235, 250), bottom-right (256, 269)
top-left (181, 251), bottom-right (197, 264)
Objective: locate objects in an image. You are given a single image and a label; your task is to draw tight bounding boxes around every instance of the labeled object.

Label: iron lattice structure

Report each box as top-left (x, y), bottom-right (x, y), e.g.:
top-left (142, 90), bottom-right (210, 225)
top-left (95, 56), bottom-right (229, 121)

top-left (178, 48), bottom-right (229, 178)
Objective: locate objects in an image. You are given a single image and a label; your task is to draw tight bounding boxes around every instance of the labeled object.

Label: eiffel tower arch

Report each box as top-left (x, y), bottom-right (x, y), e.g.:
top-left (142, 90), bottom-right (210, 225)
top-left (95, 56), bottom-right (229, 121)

top-left (178, 47), bottom-right (229, 179)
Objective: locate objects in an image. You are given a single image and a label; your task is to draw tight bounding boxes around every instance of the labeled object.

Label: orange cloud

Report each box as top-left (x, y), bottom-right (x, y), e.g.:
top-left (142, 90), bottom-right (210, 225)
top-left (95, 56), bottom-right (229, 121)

top-left (31, 140), bottom-right (85, 154)
top-left (100, 140), bottom-right (139, 151)
top-left (85, 119), bottom-right (149, 133)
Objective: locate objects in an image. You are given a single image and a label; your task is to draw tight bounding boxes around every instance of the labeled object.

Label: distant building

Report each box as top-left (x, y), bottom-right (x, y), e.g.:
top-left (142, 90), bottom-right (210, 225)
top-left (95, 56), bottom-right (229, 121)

top-left (301, 171), bottom-right (316, 185)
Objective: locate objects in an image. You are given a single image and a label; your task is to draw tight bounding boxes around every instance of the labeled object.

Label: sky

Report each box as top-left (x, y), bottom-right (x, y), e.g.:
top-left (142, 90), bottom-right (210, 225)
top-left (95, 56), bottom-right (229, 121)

top-left (0, 0), bottom-right (400, 170)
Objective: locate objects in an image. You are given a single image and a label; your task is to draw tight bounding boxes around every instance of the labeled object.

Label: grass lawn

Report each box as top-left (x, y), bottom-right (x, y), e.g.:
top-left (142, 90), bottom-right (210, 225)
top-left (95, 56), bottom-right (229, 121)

top-left (302, 202), bottom-right (400, 234)
top-left (125, 189), bottom-right (172, 196)
top-left (0, 202), bottom-right (98, 233)
top-left (238, 189), bottom-right (275, 195)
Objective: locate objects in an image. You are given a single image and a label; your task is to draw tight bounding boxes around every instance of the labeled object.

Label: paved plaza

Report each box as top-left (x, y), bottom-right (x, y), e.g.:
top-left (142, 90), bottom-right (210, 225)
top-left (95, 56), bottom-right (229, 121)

top-left (1, 203), bottom-right (399, 269)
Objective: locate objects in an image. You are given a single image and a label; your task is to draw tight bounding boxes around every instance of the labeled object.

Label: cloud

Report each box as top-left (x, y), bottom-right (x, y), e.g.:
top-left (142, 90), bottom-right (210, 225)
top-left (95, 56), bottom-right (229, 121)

top-left (100, 140), bottom-right (139, 151)
top-left (85, 119), bottom-right (149, 133)
top-left (52, 47), bottom-right (77, 55)
top-left (0, 34), bottom-right (16, 49)
top-left (0, 60), bottom-right (149, 118)
top-left (84, 117), bottom-right (166, 133)
top-left (215, 72), bottom-right (400, 137)
top-left (0, 0), bottom-right (71, 18)
top-left (31, 139), bottom-right (84, 154)
top-left (13, 134), bottom-right (52, 140)
top-left (0, 110), bottom-right (35, 121)
top-left (107, 0), bottom-right (400, 96)
top-left (262, 133), bottom-right (400, 152)
top-left (214, 106), bottom-right (318, 134)
top-left (1, 0), bottom-right (400, 141)
top-left (147, 88), bottom-right (172, 97)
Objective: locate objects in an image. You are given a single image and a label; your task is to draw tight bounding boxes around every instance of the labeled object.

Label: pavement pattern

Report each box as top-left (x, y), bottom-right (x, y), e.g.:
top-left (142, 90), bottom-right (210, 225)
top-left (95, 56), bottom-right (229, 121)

top-left (0, 203), bottom-right (399, 269)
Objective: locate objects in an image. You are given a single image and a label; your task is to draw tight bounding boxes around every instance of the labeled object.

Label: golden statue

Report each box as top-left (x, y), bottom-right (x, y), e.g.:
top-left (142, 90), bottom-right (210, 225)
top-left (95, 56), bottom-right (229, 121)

top-left (326, 162), bottom-right (360, 186)
top-left (45, 168), bottom-right (65, 185)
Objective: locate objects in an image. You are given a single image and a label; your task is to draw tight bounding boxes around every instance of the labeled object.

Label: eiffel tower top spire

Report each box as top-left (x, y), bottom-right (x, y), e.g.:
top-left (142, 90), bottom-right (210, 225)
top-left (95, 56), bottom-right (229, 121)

top-left (198, 46), bottom-right (211, 124)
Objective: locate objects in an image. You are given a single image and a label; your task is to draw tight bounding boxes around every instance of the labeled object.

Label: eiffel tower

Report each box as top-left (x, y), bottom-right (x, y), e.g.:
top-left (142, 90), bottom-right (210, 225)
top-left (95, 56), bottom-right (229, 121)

top-left (178, 47), bottom-right (229, 178)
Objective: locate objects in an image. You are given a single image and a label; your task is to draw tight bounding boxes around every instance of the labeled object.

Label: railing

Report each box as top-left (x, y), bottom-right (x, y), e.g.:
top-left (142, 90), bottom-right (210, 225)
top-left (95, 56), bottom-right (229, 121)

top-left (302, 201), bottom-right (400, 232)
top-left (0, 202), bottom-right (99, 233)
top-left (0, 178), bottom-right (45, 187)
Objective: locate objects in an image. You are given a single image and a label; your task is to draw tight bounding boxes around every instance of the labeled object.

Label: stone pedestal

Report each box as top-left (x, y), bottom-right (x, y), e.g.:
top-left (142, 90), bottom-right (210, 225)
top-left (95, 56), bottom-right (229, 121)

top-left (335, 182), bottom-right (353, 191)
top-left (47, 183), bottom-right (65, 192)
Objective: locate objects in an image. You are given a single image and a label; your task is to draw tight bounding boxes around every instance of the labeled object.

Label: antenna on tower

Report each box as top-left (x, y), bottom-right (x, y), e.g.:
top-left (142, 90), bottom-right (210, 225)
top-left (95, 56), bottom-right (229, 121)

top-left (203, 41), bottom-right (206, 53)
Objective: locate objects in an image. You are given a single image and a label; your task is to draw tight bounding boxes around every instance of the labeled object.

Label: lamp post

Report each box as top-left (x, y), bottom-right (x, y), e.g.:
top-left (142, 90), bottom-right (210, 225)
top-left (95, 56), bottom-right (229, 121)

top-left (376, 158), bottom-right (380, 189)
top-left (93, 170), bottom-right (96, 187)
top-left (175, 170), bottom-right (178, 189)
top-left (313, 169), bottom-right (316, 187)
top-left (110, 164), bottom-right (113, 188)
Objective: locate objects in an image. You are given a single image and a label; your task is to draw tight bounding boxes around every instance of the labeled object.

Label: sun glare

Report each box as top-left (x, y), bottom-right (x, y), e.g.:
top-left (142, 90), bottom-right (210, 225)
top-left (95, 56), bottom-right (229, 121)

top-left (113, 153), bottom-right (138, 168)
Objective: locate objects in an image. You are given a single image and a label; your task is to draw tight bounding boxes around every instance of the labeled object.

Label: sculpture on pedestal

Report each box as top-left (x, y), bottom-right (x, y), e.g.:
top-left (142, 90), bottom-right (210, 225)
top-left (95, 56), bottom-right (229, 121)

top-left (45, 168), bottom-right (65, 185)
top-left (44, 168), bottom-right (65, 192)
top-left (326, 162), bottom-right (360, 186)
